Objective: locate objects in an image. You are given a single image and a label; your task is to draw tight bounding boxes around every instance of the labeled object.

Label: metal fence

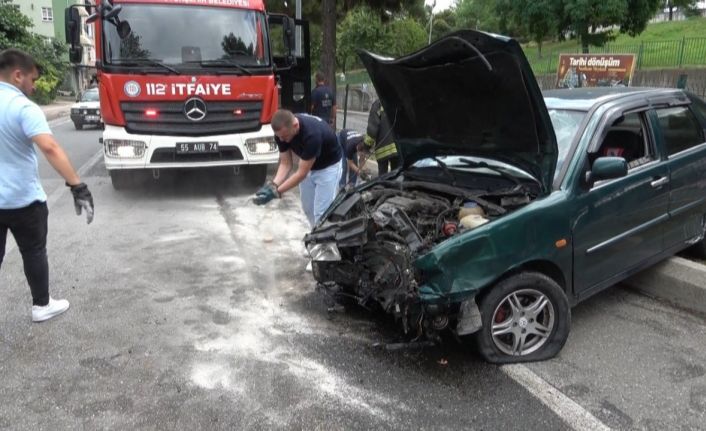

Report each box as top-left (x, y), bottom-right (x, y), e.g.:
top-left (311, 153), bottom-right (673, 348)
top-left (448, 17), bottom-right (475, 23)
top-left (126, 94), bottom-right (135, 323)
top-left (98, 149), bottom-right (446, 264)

top-left (528, 37), bottom-right (706, 75)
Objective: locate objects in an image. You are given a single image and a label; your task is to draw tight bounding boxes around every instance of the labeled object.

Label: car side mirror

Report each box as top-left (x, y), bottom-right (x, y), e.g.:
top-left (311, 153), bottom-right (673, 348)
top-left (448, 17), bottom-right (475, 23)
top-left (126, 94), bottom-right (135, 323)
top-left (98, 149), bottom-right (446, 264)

top-left (586, 156), bottom-right (628, 187)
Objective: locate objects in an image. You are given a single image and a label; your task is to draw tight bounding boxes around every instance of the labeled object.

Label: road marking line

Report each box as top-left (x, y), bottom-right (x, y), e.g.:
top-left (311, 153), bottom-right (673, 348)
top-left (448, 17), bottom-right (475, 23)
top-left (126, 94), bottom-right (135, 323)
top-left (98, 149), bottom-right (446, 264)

top-left (4, 149), bottom-right (103, 256)
top-left (501, 364), bottom-right (611, 431)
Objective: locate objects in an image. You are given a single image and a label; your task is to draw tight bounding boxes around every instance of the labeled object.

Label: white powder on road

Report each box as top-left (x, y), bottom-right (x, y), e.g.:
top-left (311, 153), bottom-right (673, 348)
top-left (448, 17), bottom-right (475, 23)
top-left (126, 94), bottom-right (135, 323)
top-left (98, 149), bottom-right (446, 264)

top-left (187, 194), bottom-right (410, 421)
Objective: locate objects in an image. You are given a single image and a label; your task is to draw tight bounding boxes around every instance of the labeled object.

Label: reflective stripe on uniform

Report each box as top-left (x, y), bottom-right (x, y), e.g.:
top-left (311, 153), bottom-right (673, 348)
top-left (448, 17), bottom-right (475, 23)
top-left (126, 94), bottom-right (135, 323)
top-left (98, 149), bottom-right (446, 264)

top-left (375, 142), bottom-right (397, 159)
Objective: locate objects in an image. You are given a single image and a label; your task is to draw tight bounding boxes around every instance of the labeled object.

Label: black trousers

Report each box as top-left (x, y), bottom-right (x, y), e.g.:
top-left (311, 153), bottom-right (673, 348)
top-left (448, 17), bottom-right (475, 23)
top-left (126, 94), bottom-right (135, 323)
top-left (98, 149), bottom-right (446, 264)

top-left (0, 201), bottom-right (50, 306)
top-left (378, 156), bottom-right (400, 175)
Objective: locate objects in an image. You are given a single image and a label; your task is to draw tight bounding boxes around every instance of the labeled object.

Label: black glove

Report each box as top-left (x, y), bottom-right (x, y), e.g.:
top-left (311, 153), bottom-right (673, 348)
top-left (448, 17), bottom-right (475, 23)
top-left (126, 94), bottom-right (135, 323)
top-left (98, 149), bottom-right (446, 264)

top-left (67, 182), bottom-right (94, 224)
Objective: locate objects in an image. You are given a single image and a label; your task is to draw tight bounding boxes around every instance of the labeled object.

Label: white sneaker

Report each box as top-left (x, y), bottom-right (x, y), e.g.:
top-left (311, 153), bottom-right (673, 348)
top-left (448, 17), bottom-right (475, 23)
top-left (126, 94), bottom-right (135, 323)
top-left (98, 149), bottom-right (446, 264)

top-left (32, 297), bottom-right (70, 322)
top-left (305, 261), bottom-right (313, 272)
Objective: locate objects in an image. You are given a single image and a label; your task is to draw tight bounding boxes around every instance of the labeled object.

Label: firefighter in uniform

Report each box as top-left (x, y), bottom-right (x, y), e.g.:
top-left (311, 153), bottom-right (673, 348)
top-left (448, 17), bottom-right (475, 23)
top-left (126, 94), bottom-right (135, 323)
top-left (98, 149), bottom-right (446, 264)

top-left (366, 99), bottom-right (398, 174)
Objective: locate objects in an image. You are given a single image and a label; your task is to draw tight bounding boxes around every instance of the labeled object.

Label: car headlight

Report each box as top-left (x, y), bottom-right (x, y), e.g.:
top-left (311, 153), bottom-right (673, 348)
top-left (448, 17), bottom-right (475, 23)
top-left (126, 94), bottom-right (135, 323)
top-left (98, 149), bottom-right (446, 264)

top-left (307, 242), bottom-right (341, 262)
top-left (245, 136), bottom-right (278, 154)
top-left (104, 139), bottom-right (146, 158)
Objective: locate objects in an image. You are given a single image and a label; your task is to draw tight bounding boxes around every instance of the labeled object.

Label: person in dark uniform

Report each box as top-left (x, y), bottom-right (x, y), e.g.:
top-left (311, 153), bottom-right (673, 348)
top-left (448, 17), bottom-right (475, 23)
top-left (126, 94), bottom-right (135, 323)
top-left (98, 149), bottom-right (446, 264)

top-left (366, 99), bottom-right (398, 174)
top-left (310, 71), bottom-right (336, 127)
top-left (337, 128), bottom-right (367, 188)
top-left (253, 109), bottom-right (342, 229)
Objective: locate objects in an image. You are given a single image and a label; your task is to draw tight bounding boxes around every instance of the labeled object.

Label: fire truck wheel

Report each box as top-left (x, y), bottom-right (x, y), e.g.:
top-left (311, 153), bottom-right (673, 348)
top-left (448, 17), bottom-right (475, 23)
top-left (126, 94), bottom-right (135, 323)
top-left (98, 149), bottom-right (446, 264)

top-left (110, 171), bottom-right (135, 190)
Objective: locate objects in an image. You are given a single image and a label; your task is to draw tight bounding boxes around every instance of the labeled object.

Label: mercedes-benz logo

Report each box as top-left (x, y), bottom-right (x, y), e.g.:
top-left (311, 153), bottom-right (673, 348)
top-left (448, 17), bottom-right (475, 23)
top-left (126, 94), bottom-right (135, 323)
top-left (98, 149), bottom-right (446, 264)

top-left (184, 97), bottom-right (207, 122)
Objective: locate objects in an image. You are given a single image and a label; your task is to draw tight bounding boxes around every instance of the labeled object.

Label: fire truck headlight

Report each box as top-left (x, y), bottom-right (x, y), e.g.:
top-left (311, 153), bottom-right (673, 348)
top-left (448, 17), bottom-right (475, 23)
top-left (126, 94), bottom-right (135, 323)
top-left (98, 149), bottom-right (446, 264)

top-left (105, 139), bottom-right (146, 159)
top-left (245, 136), bottom-right (278, 154)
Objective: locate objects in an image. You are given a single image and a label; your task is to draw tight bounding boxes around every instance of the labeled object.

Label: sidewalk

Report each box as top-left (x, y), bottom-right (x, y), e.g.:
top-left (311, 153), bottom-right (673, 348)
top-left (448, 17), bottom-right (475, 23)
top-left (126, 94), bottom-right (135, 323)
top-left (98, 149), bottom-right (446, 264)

top-left (40, 97), bottom-right (73, 122)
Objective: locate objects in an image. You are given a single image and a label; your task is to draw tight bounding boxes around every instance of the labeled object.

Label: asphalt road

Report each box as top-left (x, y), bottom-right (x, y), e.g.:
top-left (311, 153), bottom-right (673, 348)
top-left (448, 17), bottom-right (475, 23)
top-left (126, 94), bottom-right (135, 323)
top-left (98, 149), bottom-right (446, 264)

top-left (0, 118), bottom-right (704, 430)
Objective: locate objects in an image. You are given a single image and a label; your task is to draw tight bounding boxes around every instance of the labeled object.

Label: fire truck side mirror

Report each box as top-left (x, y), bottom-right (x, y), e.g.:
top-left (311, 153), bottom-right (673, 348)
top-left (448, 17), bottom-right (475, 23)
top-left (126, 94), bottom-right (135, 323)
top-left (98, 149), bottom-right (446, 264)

top-left (282, 17), bottom-right (296, 52)
top-left (117, 21), bottom-right (131, 39)
top-left (65, 7), bottom-right (83, 64)
top-left (65, 7), bottom-right (81, 47)
top-left (69, 47), bottom-right (84, 64)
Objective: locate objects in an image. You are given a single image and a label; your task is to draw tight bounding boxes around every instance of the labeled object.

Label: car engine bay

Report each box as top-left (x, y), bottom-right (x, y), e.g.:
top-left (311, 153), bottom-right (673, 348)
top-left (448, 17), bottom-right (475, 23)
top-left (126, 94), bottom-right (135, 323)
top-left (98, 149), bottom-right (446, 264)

top-left (306, 173), bottom-right (540, 341)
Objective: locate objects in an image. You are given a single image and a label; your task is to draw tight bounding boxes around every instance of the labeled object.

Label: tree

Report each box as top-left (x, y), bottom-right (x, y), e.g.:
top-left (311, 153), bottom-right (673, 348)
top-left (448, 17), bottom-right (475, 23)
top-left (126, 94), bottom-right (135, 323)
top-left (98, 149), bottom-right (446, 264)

top-left (383, 17), bottom-right (427, 57)
top-left (455, 0), bottom-right (504, 33)
top-left (428, 9), bottom-right (457, 40)
top-left (561, 0), bottom-right (662, 52)
top-left (514, 0), bottom-right (558, 56)
top-left (0, 0), bottom-right (67, 104)
top-left (337, 6), bottom-right (385, 73)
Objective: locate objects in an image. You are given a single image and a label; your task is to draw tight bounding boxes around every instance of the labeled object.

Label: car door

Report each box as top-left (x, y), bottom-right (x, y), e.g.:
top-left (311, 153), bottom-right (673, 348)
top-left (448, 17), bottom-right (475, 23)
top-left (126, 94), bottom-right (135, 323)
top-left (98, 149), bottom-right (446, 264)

top-left (572, 108), bottom-right (670, 299)
top-left (652, 98), bottom-right (706, 251)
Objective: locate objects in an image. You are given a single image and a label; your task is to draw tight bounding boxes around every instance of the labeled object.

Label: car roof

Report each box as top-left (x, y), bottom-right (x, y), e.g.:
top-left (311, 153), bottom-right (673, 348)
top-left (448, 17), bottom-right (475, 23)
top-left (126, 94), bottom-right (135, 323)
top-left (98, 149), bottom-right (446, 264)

top-left (543, 87), bottom-right (683, 110)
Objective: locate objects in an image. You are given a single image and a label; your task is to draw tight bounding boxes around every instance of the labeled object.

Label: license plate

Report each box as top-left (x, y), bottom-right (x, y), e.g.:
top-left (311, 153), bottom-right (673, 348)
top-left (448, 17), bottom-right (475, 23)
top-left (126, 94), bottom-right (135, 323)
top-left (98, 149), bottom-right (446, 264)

top-left (85, 115), bottom-right (99, 121)
top-left (176, 142), bottom-right (219, 154)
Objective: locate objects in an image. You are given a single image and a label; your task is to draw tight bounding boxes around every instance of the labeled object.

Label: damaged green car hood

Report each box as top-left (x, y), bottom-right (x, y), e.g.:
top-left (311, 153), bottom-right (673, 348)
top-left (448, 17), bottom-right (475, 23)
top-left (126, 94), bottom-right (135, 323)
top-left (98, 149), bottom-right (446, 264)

top-left (359, 30), bottom-right (558, 194)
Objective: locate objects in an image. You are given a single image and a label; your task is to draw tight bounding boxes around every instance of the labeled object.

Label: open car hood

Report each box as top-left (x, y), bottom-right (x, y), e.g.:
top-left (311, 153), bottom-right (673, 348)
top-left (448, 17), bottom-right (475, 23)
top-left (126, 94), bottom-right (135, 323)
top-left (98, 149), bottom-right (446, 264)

top-left (359, 30), bottom-right (558, 194)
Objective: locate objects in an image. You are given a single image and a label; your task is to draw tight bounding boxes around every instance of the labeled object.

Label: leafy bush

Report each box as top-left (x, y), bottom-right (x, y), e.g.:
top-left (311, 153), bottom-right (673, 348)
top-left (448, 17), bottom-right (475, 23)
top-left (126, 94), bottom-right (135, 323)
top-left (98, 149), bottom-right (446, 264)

top-left (0, 1), bottom-right (67, 105)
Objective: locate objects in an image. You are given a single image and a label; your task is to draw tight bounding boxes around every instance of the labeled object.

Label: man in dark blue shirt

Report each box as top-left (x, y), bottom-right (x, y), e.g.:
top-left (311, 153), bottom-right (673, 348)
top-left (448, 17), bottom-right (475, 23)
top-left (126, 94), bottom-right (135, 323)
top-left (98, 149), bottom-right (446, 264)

top-left (337, 129), bottom-right (366, 188)
top-left (252, 110), bottom-right (342, 231)
top-left (310, 72), bottom-right (336, 127)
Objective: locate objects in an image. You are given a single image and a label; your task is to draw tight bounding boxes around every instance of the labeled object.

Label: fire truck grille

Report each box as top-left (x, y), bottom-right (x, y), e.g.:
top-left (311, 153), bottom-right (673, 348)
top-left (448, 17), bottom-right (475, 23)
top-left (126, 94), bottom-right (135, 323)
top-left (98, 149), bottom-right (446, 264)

top-left (121, 100), bottom-right (263, 136)
top-left (150, 146), bottom-right (244, 163)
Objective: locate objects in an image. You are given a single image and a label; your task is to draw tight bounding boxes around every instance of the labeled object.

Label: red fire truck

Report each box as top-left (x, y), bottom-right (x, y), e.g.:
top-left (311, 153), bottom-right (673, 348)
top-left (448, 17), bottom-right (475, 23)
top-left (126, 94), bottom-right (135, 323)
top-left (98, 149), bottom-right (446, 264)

top-left (65, 0), bottom-right (310, 189)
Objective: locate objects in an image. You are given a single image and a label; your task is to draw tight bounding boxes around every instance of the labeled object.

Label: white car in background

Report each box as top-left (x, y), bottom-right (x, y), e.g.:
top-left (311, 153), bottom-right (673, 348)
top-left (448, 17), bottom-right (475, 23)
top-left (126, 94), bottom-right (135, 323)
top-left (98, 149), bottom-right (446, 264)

top-left (70, 87), bottom-right (103, 130)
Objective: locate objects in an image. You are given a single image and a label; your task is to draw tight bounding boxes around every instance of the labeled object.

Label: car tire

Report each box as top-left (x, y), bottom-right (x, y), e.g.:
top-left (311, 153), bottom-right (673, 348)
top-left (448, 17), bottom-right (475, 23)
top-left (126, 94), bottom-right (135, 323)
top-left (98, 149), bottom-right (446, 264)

top-left (475, 272), bottom-right (570, 364)
top-left (74, 122), bottom-right (82, 130)
top-left (110, 171), bottom-right (135, 190)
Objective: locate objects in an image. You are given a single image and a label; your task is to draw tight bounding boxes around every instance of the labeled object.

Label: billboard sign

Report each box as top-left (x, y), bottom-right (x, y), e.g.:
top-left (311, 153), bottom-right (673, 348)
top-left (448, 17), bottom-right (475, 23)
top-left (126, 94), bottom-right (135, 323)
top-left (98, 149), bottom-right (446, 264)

top-left (556, 54), bottom-right (637, 89)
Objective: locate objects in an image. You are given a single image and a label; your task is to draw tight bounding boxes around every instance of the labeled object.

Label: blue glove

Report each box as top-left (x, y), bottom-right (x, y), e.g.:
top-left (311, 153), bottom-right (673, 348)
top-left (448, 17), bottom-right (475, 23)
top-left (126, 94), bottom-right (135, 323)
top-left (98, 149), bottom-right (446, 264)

top-left (253, 184), bottom-right (279, 205)
top-left (255, 183), bottom-right (270, 196)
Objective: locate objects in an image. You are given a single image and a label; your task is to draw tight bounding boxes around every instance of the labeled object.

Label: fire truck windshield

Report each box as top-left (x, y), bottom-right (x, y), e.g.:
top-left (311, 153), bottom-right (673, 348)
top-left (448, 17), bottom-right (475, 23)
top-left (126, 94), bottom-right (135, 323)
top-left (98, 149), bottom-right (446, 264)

top-left (103, 4), bottom-right (269, 71)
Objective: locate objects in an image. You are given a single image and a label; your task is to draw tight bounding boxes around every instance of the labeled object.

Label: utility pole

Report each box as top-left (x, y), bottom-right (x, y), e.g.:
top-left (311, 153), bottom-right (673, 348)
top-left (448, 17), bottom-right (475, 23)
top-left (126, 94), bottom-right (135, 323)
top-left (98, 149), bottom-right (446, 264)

top-left (428, 0), bottom-right (436, 44)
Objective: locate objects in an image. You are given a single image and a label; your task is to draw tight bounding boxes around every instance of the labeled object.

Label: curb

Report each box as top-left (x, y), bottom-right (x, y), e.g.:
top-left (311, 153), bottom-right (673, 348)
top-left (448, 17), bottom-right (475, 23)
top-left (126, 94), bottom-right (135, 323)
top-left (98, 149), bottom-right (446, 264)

top-left (624, 256), bottom-right (706, 316)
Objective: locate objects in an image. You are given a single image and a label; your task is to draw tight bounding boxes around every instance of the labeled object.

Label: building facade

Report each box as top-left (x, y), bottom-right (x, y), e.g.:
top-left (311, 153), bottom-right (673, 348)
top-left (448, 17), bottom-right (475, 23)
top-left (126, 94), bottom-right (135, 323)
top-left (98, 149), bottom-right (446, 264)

top-left (12, 0), bottom-right (56, 38)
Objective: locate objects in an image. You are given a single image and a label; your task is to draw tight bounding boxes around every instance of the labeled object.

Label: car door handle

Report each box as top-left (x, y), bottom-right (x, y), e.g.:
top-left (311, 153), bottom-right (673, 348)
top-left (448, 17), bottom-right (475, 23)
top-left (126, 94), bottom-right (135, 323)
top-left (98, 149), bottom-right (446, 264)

top-left (651, 177), bottom-right (669, 188)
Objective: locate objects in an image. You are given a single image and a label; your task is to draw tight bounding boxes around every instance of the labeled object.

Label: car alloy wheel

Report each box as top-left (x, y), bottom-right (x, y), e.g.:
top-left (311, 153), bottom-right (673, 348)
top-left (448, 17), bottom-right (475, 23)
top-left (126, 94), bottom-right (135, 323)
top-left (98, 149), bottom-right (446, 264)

top-left (475, 271), bottom-right (570, 363)
top-left (491, 288), bottom-right (555, 356)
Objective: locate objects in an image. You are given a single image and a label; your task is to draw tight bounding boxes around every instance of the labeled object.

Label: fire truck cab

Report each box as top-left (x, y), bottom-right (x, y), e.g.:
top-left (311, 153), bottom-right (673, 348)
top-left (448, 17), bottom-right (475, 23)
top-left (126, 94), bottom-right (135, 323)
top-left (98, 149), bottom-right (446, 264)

top-left (65, 0), bottom-right (310, 189)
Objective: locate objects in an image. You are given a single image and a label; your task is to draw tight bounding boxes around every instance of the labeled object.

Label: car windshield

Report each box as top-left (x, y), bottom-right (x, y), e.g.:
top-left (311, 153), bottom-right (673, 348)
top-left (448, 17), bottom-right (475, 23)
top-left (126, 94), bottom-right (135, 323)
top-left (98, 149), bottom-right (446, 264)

top-left (81, 90), bottom-right (99, 102)
top-left (103, 4), bottom-right (269, 70)
top-left (548, 109), bottom-right (585, 175)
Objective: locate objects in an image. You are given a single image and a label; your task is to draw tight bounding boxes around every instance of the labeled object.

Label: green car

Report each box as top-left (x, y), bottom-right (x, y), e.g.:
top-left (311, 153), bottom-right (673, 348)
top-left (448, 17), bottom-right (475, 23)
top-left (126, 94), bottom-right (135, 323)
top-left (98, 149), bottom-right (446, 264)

top-left (304, 30), bottom-right (706, 363)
